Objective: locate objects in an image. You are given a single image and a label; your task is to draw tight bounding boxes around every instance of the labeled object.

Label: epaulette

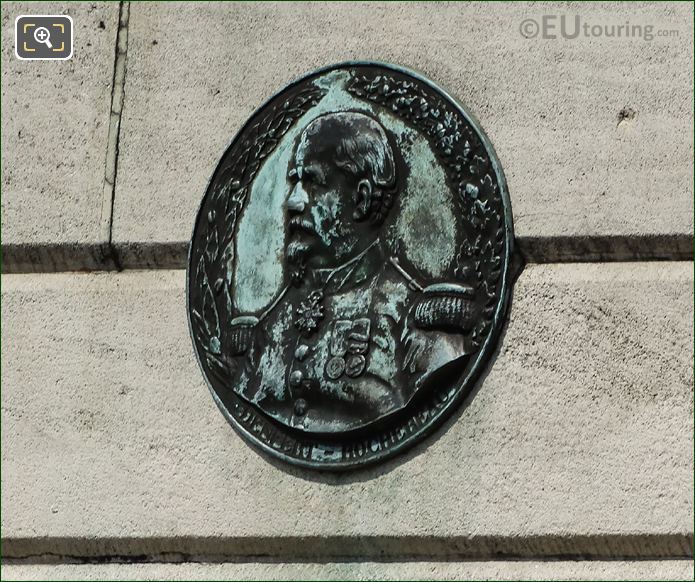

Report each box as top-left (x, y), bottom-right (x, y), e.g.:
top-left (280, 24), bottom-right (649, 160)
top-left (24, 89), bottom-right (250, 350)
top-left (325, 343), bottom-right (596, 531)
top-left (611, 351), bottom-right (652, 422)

top-left (413, 283), bottom-right (477, 332)
top-left (228, 315), bottom-right (258, 355)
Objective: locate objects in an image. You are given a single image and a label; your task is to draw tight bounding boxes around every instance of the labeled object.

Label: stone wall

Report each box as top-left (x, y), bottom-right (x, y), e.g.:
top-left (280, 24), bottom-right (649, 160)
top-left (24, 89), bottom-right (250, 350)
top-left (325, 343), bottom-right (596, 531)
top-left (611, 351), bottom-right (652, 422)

top-left (1, 2), bottom-right (693, 580)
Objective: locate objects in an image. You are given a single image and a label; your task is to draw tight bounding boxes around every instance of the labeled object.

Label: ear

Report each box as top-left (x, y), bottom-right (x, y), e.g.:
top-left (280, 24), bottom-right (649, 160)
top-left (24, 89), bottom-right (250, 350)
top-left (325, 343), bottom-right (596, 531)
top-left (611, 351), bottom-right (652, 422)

top-left (352, 179), bottom-right (372, 221)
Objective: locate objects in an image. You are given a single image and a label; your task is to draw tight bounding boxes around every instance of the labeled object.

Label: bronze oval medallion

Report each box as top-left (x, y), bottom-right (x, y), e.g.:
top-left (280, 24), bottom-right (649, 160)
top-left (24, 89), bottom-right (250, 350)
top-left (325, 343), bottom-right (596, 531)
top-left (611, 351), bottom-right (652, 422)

top-left (187, 62), bottom-right (515, 470)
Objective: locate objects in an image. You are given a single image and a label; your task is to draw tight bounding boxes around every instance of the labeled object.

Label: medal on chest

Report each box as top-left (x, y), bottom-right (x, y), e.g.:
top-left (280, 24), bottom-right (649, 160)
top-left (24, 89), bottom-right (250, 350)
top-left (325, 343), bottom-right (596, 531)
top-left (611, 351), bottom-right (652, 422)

top-left (294, 290), bottom-right (325, 336)
top-left (325, 318), bottom-right (371, 380)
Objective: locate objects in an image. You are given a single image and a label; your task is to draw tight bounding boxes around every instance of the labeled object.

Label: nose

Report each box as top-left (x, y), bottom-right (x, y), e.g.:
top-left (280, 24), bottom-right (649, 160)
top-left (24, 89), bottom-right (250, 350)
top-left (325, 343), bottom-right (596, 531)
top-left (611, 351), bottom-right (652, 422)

top-left (287, 181), bottom-right (309, 213)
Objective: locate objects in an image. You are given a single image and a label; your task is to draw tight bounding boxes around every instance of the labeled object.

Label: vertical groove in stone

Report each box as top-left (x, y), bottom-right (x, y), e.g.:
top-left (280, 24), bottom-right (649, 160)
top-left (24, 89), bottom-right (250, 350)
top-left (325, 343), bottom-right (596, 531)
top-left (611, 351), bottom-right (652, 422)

top-left (99, 1), bottom-right (130, 270)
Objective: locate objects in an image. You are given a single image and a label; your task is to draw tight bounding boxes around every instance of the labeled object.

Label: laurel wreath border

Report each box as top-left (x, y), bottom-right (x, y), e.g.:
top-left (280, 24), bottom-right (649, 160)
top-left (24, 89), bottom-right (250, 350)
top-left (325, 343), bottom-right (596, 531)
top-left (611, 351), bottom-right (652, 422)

top-left (186, 63), bottom-right (514, 470)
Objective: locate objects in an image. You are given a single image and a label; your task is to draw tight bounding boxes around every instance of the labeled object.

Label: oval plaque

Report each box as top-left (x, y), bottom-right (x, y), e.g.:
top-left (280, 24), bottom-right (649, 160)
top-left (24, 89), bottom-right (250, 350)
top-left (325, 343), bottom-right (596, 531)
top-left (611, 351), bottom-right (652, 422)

top-left (187, 62), bottom-right (515, 469)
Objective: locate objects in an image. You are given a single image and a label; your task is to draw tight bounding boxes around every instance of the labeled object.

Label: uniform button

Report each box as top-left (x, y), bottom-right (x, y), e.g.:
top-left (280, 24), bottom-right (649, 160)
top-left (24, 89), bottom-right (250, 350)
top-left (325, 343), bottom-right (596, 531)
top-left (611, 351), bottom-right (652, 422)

top-left (345, 354), bottom-right (366, 378)
top-left (294, 398), bottom-right (307, 416)
top-left (294, 344), bottom-right (309, 361)
top-left (289, 370), bottom-right (303, 387)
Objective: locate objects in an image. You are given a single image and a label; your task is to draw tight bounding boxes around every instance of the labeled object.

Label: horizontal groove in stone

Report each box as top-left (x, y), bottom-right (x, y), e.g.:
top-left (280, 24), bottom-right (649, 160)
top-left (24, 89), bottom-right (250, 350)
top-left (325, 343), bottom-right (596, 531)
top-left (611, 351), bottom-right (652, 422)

top-left (1, 243), bottom-right (119, 274)
top-left (2, 234), bottom-right (693, 274)
top-left (3, 534), bottom-right (693, 564)
top-left (518, 234), bottom-right (694, 263)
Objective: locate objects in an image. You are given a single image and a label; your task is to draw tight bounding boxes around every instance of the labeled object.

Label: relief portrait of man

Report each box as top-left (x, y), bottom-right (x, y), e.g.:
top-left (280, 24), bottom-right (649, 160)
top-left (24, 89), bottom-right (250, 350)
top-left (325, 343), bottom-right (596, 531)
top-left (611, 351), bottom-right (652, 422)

top-left (226, 111), bottom-right (479, 434)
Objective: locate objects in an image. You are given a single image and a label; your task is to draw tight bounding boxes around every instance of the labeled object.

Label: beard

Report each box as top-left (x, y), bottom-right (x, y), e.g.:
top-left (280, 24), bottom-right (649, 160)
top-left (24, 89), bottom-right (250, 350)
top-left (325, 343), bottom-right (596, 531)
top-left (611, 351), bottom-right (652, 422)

top-left (285, 216), bottom-right (317, 286)
top-left (285, 238), bottom-right (311, 286)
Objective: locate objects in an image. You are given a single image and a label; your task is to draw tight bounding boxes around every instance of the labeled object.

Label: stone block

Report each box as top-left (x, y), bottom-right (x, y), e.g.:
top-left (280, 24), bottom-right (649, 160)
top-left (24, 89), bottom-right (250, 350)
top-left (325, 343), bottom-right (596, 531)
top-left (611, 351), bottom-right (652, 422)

top-left (112, 2), bottom-right (693, 267)
top-left (2, 561), bottom-right (693, 581)
top-left (1, 263), bottom-right (692, 559)
top-left (0, 2), bottom-right (120, 272)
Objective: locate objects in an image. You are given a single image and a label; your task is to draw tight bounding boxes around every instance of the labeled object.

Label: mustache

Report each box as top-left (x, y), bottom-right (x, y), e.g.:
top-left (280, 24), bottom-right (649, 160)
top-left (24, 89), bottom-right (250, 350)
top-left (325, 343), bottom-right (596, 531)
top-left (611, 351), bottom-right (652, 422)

top-left (289, 216), bottom-right (317, 236)
top-left (286, 240), bottom-right (311, 260)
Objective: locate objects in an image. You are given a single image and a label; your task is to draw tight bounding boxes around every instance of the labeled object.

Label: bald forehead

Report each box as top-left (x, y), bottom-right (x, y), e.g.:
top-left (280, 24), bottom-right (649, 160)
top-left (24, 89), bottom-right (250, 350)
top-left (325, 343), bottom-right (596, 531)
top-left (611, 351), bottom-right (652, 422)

top-left (291, 111), bottom-right (394, 188)
top-left (292, 120), bottom-right (338, 182)
top-left (295, 116), bottom-right (343, 159)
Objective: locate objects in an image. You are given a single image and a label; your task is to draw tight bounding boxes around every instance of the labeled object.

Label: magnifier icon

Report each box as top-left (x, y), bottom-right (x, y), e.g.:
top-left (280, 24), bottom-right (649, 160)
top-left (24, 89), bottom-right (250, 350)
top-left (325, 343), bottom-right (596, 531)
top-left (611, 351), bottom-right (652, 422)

top-left (33, 26), bottom-right (53, 49)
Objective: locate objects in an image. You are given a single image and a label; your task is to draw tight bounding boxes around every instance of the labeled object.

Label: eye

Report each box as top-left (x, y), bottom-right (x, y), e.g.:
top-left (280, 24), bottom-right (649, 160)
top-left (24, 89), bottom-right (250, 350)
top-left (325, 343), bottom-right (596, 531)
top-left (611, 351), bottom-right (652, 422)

top-left (287, 168), bottom-right (299, 183)
top-left (302, 167), bottom-right (323, 187)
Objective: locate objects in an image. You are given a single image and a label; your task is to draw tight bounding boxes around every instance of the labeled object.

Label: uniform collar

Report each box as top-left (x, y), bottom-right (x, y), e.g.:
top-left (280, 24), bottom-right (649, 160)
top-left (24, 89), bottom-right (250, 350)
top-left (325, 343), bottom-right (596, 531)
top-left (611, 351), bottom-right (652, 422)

top-left (311, 238), bottom-right (383, 295)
